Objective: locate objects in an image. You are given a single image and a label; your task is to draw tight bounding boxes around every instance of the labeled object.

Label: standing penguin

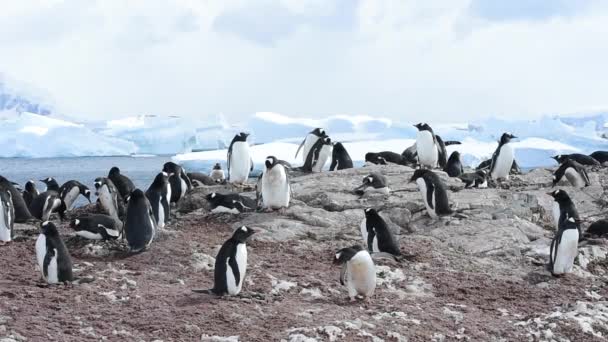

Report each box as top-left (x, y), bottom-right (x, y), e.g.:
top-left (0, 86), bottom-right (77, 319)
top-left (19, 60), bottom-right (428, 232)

top-left (227, 133), bottom-right (253, 184)
top-left (334, 245), bottom-right (376, 302)
top-left (124, 189), bottom-right (156, 253)
top-left (261, 156), bottom-right (291, 210)
top-left (444, 151), bottom-right (464, 177)
top-left (414, 123), bottom-right (439, 169)
top-left (553, 159), bottom-right (590, 188)
top-left (547, 189), bottom-right (580, 233)
top-left (40, 177), bottom-right (60, 192)
top-left (23, 180), bottom-right (39, 207)
top-left (29, 191), bottom-right (64, 221)
top-left (35, 221), bottom-right (73, 284)
top-left (295, 128), bottom-right (327, 164)
top-left (0, 191), bottom-right (14, 243)
top-left (192, 226), bottom-right (256, 296)
top-left (108, 167), bottom-right (135, 201)
top-left (362, 208), bottom-right (401, 256)
top-left (302, 137), bottom-right (333, 173)
top-left (354, 173), bottom-right (390, 196)
top-left (549, 217), bottom-right (579, 276)
top-left (0, 176), bottom-right (33, 223)
top-left (330, 142), bottom-right (354, 171)
top-left (489, 133), bottom-right (517, 180)
top-left (209, 163), bottom-right (226, 183)
top-left (162, 162), bottom-right (192, 204)
top-left (409, 169), bottom-right (452, 219)
top-left (94, 177), bottom-right (124, 221)
top-left (145, 172), bottom-right (171, 228)
top-left (70, 214), bottom-right (122, 240)
top-left (59, 180), bottom-right (92, 211)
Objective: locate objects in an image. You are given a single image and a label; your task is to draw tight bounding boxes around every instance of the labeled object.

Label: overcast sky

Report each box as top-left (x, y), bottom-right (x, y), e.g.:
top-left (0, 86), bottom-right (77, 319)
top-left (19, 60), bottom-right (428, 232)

top-left (2, 0), bottom-right (608, 123)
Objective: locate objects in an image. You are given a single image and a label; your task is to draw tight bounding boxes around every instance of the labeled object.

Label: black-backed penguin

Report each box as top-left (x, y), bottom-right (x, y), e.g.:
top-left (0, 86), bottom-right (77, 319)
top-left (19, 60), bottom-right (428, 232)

top-left (94, 177), bottom-right (124, 221)
top-left (59, 180), bottom-right (92, 211)
top-left (444, 151), bottom-right (464, 177)
top-left (330, 142), bottom-right (354, 171)
top-left (70, 214), bottom-right (122, 240)
top-left (29, 191), bottom-right (64, 221)
top-left (549, 217), bottom-right (579, 276)
top-left (585, 219), bottom-right (608, 238)
top-left (0, 176), bottom-right (33, 223)
top-left (590, 151), bottom-right (608, 165)
top-left (362, 208), bottom-right (401, 256)
top-left (188, 172), bottom-right (217, 187)
top-left (401, 144), bottom-right (418, 165)
top-left (552, 154), bottom-right (600, 167)
top-left (334, 245), bottom-right (376, 302)
top-left (354, 173), bottom-right (389, 196)
top-left (193, 226), bottom-right (256, 296)
top-left (489, 133), bottom-right (517, 180)
top-left (261, 156), bottom-right (291, 210)
top-left (210, 163), bottom-right (226, 183)
top-left (553, 159), bottom-right (590, 188)
top-left (162, 162), bottom-right (192, 204)
top-left (302, 137), bottom-right (333, 173)
top-left (206, 192), bottom-right (256, 214)
top-left (227, 133), bottom-right (253, 184)
top-left (547, 189), bottom-right (580, 234)
top-left (124, 189), bottom-right (156, 253)
top-left (108, 167), bottom-right (136, 201)
top-left (145, 172), bottom-right (171, 228)
top-left (364, 151), bottom-right (406, 166)
top-left (40, 177), bottom-right (60, 192)
top-left (23, 180), bottom-right (39, 207)
top-left (0, 190), bottom-right (14, 243)
top-left (476, 158), bottom-right (520, 174)
top-left (410, 169), bottom-right (452, 218)
top-left (35, 221), bottom-right (73, 284)
top-left (295, 128), bottom-right (327, 164)
top-left (414, 123), bottom-right (439, 169)
top-left (458, 170), bottom-right (488, 189)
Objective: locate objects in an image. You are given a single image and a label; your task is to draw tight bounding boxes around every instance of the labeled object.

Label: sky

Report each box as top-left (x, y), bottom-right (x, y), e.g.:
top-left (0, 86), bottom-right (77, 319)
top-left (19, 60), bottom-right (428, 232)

top-left (1, 0), bottom-right (608, 123)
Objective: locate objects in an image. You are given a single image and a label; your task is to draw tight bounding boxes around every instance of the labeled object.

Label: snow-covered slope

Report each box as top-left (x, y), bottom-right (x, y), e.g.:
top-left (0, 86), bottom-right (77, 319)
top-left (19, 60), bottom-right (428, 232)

top-left (0, 75), bottom-right (53, 115)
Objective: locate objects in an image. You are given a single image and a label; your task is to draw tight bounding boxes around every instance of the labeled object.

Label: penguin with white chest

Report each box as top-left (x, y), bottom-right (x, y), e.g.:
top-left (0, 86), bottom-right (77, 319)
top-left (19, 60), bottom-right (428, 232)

top-left (334, 245), bottom-right (376, 302)
top-left (227, 133), bottom-right (253, 184)
top-left (59, 180), bottom-right (91, 211)
top-left (124, 189), bottom-right (156, 253)
top-left (489, 133), bottom-right (517, 180)
top-left (35, 221), bottom-right (73, 284)
top-left (206, 192), bottom-right (256, 214)
top-left (70, 214), bottom-right (122, 240)
top-left (547, 189), bottom-right (580, 234)
top-left (0, 176), bottom-right (33, 223)
top-left (0, 190), bottom-right (14, 243)
top-left (40, 177), bottom-right (60, 192)
top-left (94, 177), bottom-right (124, 221)
top-left (354, 173), bottom-right (390, 196)
top-left (23, 180), bottom-right (39, 208)
top-left (261, 156), bottom-right (291, 210)
top-left (193, 226), bottom-right (256, 296)
top-left (302, 137), bottom-right (333, 173)
top-left (361, 208), bottom-right (401, 256)
top-left (295, 128), bottom-right (327, 164)
top-left (549, 217), bottom-right (579, 276)
top-left (29, 191), bottom-right (64, 221)
top-left (553, 159), bottom-right (590, 188)
top-left (409, 169), bottom-right (453, 219)
top-left (145, 172), bottom-right (171, 228)
top-left (414, 123), bottom-right (439, 169)
top-left (162, 162), bottom-right (192, 205)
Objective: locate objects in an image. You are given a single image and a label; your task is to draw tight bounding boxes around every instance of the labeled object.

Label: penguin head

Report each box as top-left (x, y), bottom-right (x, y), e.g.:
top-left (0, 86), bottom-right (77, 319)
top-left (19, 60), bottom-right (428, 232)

top-left (70, 219), bottom-right (80, 228)
top-left (409, 169), bottom-right (429, 183)
top-left (334, 245), bottom-right (364, 264)
top-left (364, 207), bottom-right (379, 218)
top-left (547, 189), bottom-right (570, 202)
top-left (323, 137), bottom-right (332, 145)
top-left (552, 155), bottom-right (564, 163)
top-left (40, 177), bottom-right (56, 185)
top-left (377, 156), bottom-right (387, 165)
top-left (311, 128), bottom-right (326, 138)
top-left (232, 225), bottom-right (256, 242)
top-left (155, 172), bottom-right (170, 185)
top-left (235, 132), bottom-right (250, 142)
top-left (449, 151), bottom-right (461, 160)
top-left (414, 123), bottom-right (432, 132)
top-left (25, 180), bottom-right (37, 192)
top-left (206, 193), bottom-right (218, 201)
top-left (109, 167), bottom-right (121, 176)
top-left (162, 162), bottom-right (180, 175)
top-left (364, 176), bottom-right (374, 184)
top-left (41, 221), bottom-right (59, 236)
top-left (213, 163), bottom-right (222, 170)
top-left (265, 156), bottom-right (278, 170)
top-left (82, 188), bottom-right (92, 203)
top-left (93, 178), bottom-right (104, 190)
top-left (128, 189), bottom-right (145, 201)
top-left (500, 133), bottom-right (517, 144)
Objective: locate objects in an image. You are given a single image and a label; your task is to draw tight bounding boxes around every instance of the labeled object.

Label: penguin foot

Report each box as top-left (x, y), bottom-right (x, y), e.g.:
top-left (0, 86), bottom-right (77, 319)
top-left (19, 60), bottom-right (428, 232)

top-left (0, 241), bottom-right (9, 246)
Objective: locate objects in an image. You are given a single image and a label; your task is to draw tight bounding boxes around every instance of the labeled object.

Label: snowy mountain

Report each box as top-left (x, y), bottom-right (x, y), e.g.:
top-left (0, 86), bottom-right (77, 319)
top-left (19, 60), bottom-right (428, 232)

top-left (0, 75), bottom-right (53, 115)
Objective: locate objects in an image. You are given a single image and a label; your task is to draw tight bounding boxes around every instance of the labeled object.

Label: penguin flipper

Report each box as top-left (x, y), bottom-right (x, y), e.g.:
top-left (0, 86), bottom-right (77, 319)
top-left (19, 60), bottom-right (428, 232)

top-left (294, 137), bottom-right (306, 158)
top-left (339, 263), bottom-right (347, 286)
top-left (228, 247), bottom-right (241, 287)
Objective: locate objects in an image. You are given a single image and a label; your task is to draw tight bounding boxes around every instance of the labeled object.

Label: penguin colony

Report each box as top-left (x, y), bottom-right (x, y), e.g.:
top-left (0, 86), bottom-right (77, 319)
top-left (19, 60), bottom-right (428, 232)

top-left (1, 127), bottom-right (607, 305)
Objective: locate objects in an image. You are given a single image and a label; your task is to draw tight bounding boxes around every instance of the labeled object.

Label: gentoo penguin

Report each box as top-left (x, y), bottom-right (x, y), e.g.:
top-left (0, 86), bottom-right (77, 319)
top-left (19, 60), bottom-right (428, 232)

top-left (40, 177), bottom-right (60, 192)
top-left (124, 189), bottom-right (156, 253)
top-left (206, 192), bottom-right (256, 214)
top-left (589, 151), bottom-right (608, 165)
top-left (188, 172), bottom-right (217, 187)
top-left (261, 156), bottom-right (291, 210)
top-left (547, 189), bottom-right (580, 233)
top-left (401, 144), bottom-right (418, 165)
top-left (585, 219), bottom-right (608, 238)
top-left (409, 169), bottom-right (452, 218)
top-left (362, 208), bottom-right (400, 256)
top-left (70, 214), bottom-right (122, 240)
top-left (552, 154), bottom-right (600, 167)
top-left (108, 167), bottom-right (135, 201)
top-left (354, 173), bottom-right (390, 196)
top-left (0, 176), bottom-right (33, 223)
top-left (302, 137), bottom-right (333, 173)
top-left (29, 191), bottom-right (64, 221)
top-left (414, 123), bottom-right (439, 169)
top-left (552, 159), bottom-right (590, 188)
top-left (549, 217), bottom-right (579, 276)
top-left (210, 163), bottom-right (226, 183)
top-left (489, 133), bottom-right (517, 180)
top-left (162, 162), bottom-right (192, 204)
top-left (227, 133), bottom-right (253, 184)
top-left (23, 180), bottom-right (39, 207)
top-left (295, 128), bottom-right (327, 164)
top-left (94, 177), bottom-right (124, 221)
top-left (0, 191), bottom-right (14, 243)
top-left (193, 226), bottom-right (256, 296)
top-left (35, 221), bottom-right (73, 284)
top-left (458, 170), bottom-right (488, 189)
top-left (145, 172), bottom-right (171, 228)
top-left (58, 180), bottom-right (92, 210)
top-left (334, 245), bottom-right (376, 302)
top-left (364, 152), bottom-right (406, 166)
top-left (330, 142), bottom-right (354, 171)
top-left (444, 151), bottom-right (464, 177)
top-left (477, 159), bottom-right (521, 175)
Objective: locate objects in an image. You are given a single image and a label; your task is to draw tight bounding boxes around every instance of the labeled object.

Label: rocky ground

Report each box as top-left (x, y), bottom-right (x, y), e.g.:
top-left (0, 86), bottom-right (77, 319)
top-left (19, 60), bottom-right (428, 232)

top-left (1, 164), bottom-right (608, 341)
